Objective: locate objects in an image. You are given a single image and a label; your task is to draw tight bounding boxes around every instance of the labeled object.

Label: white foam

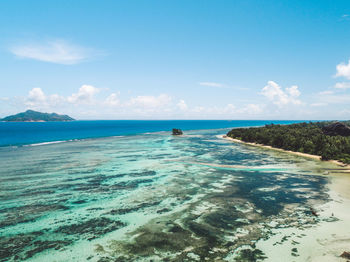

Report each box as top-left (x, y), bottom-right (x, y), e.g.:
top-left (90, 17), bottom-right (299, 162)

top-left (26, 140), bottom-right (68, 146)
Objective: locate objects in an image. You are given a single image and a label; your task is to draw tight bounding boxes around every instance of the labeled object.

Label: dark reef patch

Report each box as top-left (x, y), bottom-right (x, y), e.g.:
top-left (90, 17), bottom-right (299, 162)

top-left (55, 217), bottom-right (126, 240)
top-left (127, 170), bottom-right (157, 177)
top-left (0, 231), bottom-right (72, 262)
top-left (234, 248), bottom-right (267, 261)
top-left (106, 201), bottom-right (162, 216)
top-left (230, 171), bottom-right (329, 216)
top-left (0, 203), bottom-right (68, 228)
top-left (111, 179), bottom-right (154, 189)
top-left (71, 199), bottom-right (87, 204)
top-left (203, 208), bottom-right (247, 230)
top-left (107, 221), bottom-right (203, 260)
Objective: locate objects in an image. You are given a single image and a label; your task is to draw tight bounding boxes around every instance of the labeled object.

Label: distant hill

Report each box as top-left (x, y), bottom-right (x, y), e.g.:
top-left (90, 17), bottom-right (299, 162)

top-left (1, 110), bottom-right (75, 122)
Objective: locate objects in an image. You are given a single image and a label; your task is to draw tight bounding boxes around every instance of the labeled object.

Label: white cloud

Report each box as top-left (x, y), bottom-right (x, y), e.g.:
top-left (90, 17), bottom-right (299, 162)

top-left (317, 93), bottom-right (350, 104)
top-left (10, 40), bottom-right (94, 65)
top-left (319, 90), bottom-right (334, 95)
top-left (193, 106), bottom-right (205, 113)
top-left (310, 103), bottom-right (327, 107)
top-left (177, 99), bottom-right (188, 111)
top-left (335, 60), bottom-right (350, 79)
top-left (128, 94), bottom-right (172, 109)
top-left (224, 104), bottom-right (236, 113)
top-left (67, 85), bottom-right (100, 104)
top-left (334, 82), bottom-right (350, 89)
top-left (24, 88), bottom-right (66, 109)
top-left (176, 103), bottom-right (263, 118)
top-left (339, 109), bottom-right (350, 115)
top-left (27, 87), bottom-right (46, 106)
top-left (286, 85), bottom-right (301, 97)
top-left (199, 82), bottom-right (224, 88)
top-left (261, 81), bottom-right (301, 107)
top-left (241, 104), bottom-right (264, 114)
top-left (48, 94), bottom-right (65, 106)
top-left (105, 93), bottom-right (120, 106)
top-left (340, 14), bottom-right (350, 21)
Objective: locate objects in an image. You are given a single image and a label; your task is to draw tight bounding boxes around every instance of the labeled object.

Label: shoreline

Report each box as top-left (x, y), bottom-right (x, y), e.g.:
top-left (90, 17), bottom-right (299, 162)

top-left (221, 135), bottom-right (350, 172)
top-left (221, 136), bottom-right (350, 260)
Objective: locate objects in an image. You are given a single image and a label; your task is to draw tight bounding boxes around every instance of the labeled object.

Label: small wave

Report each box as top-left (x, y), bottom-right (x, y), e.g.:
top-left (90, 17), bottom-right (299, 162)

top-left (142, 130), bottom-right (169, 135)
top-left (25, 140), bottom-right (68, 147)
top-left (180, 161), bottom-right (288, 172)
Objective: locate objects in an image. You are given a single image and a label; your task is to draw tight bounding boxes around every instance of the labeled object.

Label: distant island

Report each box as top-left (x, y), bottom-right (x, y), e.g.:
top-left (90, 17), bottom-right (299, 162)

top-left (1, 110), bottom-right (75, 122)
top-left (227, 121), bottom-right (350, 164)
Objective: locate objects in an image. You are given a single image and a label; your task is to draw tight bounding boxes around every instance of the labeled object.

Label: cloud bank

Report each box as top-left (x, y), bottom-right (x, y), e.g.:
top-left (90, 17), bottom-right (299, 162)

top-left (1, 84), bottom-right (274, 119)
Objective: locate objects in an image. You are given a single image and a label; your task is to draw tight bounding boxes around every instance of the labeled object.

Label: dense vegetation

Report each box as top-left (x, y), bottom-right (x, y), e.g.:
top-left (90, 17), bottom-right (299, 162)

top-left (227, 121), bottom-right (350, 164)
top-left (1, 110), bottom-right (74, 122)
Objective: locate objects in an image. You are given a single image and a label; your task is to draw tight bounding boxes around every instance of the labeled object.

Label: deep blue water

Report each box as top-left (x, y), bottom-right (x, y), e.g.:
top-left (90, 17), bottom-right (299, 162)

top-left (0, 120), bottom-right (303, 147)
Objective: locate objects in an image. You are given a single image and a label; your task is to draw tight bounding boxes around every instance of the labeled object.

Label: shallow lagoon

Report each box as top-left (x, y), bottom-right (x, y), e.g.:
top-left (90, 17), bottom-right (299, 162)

top-left (0, 128), bottom-right (346, 261)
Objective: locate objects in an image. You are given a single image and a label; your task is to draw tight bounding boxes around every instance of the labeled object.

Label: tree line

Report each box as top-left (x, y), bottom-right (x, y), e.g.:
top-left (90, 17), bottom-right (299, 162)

top-left (227, 122), bottom-right (350, 164)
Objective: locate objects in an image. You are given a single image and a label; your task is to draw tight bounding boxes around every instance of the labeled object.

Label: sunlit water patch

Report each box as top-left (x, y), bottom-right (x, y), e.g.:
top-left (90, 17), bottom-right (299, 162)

top-left (0, 128), bottom-right (337, 261)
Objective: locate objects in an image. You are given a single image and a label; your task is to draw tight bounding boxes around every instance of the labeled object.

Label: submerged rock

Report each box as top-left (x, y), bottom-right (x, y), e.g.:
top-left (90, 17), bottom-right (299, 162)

top-left (340, 251), bottom-right (350, 259)
top-left (310, 207), bottom-right (318, 217)
top-left (172, 128), bottom-right (183, 135)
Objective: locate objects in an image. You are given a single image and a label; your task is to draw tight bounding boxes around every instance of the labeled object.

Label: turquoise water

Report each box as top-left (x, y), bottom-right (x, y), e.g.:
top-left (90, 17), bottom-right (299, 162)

top-left (0, 127), bottom-right (332, 261)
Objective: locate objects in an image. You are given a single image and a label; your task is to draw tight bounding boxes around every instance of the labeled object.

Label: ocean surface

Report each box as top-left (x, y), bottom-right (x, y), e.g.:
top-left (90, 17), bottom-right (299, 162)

top-left (0, 120), bottom-right (342, 261)
top-left (0, 120), bottom-right (302, 147)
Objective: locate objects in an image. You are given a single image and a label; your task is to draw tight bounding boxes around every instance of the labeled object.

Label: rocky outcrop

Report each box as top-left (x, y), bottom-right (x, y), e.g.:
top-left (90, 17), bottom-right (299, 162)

top-left (310, 207), bottom-right (318, 217)
top-left (340, 251), bottom-right (350, 259)
top-left (172, 129), bottom-right (183, 135)
top-left (322, 122), bottom-right (350, 137)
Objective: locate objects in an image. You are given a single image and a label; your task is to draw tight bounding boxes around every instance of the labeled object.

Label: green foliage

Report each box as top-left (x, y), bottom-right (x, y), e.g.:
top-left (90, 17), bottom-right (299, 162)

top-left (227, 121), bottom-right (350, 164)
top-left (1, 110), bottom-right (74, 122)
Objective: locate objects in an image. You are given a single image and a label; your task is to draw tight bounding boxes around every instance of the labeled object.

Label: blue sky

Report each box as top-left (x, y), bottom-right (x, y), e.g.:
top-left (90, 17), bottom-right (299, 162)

top-left (1, 0), bottom-right (350, 119)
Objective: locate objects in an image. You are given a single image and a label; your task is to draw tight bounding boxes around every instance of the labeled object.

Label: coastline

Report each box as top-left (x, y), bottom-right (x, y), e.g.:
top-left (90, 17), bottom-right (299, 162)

top-left (221, 135), bottom-right (350, 260)
top-left (221, 135), bottom-right (350, 172)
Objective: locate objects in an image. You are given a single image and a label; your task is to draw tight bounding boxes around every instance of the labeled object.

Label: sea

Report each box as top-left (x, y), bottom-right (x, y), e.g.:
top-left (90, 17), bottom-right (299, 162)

top-left (0, 120), bottom-right (301, 147)
top-left (0, 120), bottom-right (346, 261)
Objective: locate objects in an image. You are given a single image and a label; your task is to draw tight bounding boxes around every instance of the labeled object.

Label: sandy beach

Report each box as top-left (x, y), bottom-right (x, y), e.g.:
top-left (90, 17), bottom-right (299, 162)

top-left (221, 135), bottom-right (350, 172)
